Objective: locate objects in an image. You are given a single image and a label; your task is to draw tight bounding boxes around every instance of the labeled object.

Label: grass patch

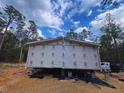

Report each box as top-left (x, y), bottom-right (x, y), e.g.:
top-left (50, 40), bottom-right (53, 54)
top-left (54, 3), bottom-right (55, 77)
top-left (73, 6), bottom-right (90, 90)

top-left (0, 62), bottom-right (24, 70)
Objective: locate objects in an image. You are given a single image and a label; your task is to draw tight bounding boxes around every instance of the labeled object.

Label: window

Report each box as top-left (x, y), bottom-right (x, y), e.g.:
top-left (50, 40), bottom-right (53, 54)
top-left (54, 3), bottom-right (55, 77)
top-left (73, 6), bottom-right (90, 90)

top-left (30, 60), bottom-right (32, 64)
top-left (62, 61), bottom-right (64, 66)
top-left (42, 52), bottom-right (44, 57)
top-left (95, 62), bottom-right (98, 66)
top-left (62, 53), bottom-right (64, 57)
top-left (94, 54), bottom-right (97, 58)
top-left (52, 52), bottom-right (54, 57)
top-left (31, 52), bottom-right (34, 56)
top-left (73, 53), bottom-right (76, 58)
top-left (41, 60), bottom-right (43, 64)
top-left (51, 60), bottom-right (54, 64)
top-left (73, 61), bottom-right (77, 66)
top-left (84, 62), bottom-right (87, 66)
top-left (83, 54), bottom-right (86, 58)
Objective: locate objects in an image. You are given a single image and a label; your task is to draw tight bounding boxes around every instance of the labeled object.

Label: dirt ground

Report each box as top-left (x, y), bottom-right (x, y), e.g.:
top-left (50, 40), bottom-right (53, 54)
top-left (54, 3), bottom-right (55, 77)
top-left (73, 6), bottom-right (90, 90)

top-left (0, 63), bottom-right (124, 93)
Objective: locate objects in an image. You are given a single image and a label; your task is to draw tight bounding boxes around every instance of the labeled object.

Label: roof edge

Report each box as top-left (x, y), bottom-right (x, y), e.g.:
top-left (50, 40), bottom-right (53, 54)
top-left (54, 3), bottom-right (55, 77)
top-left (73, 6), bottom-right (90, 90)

top-left (26, 37), bottom-right (99, 47)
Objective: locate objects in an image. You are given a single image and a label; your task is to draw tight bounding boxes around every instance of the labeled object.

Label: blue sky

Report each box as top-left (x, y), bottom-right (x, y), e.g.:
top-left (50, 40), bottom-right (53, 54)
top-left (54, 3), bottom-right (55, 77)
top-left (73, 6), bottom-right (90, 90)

top-left (0, 0), bottom-right (124, 39)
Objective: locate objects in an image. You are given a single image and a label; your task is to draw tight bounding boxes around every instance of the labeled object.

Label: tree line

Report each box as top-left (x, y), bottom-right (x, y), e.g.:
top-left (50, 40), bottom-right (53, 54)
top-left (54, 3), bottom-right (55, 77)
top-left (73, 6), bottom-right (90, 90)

top-left (0, 5), bottom-right (42, 62)
top-left (99, 13), bottom-right (124, 69)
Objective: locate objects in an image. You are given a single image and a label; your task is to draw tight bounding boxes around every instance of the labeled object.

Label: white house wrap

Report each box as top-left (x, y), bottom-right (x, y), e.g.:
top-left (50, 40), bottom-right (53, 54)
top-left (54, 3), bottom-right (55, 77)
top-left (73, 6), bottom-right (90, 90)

top-left (26, 37), bottom-right (101, 70)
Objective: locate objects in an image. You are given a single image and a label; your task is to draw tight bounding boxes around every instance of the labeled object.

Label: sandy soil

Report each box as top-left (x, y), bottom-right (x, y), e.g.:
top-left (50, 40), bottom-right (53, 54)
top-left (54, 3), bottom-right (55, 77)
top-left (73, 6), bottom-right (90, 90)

top-left (0, 66), bottom-right (124, 93)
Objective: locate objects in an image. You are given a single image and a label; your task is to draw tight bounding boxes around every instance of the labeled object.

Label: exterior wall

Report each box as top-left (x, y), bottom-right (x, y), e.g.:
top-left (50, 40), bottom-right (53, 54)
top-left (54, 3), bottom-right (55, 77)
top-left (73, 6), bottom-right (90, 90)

top-left (26, 41), bottom-right (101, 70)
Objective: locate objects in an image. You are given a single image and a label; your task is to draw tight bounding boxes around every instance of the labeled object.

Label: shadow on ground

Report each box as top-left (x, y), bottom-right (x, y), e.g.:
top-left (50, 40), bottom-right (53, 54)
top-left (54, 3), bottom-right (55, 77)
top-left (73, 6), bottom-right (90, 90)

top-left (82, 77), bottom-right (116, 89)
top-left (29, 70), bottom-right (116, 89)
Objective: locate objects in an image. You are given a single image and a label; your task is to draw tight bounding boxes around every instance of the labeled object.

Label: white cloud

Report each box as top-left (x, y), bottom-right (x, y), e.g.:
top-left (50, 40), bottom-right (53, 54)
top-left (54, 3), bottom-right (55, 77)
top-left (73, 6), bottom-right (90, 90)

top-left (67, 0), bottom-right (101, 18)
top-left (74, 21), bottom-right (80, 25)
top-left (47, 29), bottom-right (64, 38)
top-left (88, 10), bottom-right (93, 16)
top-left (0, 1), bottom-right (5, 7)
top-left (58, 0), bottom-right (72, 17)
top-left (33, 10), bottom-right (63, 27)
top-left (79, 0), bottom-right (101, 12)
top-left (48, 30), bottom-right (56, 36)
top-left (67, 8), bottom-right (79, 19)
top-left (75, 26), bottom-right (89, 33)
top-left (1, 0), bottom-right (63, 29)
top-left (73, 21), bottom-right (80, 27)
top-left (57, 32), bottom-right (64, 37)
top-left (37, 29), bottom-right (46, 39)
top-left (85, 39), bottom-right (94, 42)
top-left (90, 4), bottom-right (124, 32)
